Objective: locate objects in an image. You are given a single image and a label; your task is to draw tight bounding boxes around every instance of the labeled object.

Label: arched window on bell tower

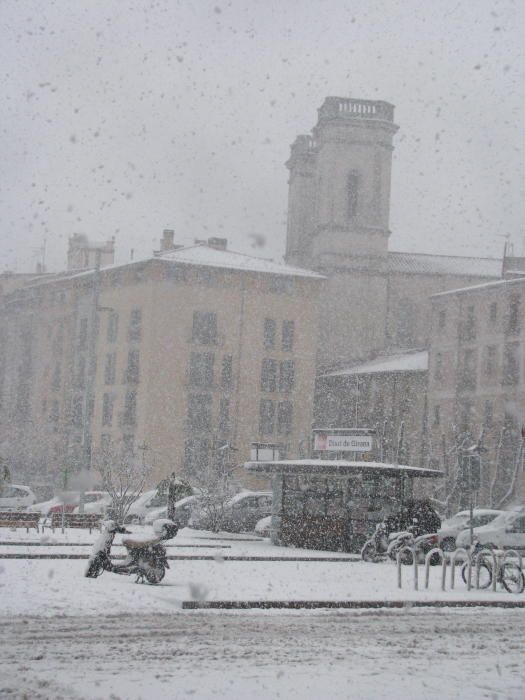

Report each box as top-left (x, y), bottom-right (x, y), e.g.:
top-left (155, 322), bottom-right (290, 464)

top-left (347, 171), bottom-right (359, 220)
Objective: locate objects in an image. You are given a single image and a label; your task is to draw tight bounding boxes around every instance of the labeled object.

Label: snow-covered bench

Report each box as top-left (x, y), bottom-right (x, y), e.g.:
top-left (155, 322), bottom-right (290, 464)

top-left (0, 511), bottom-right (40, 533)
top-left (45, 513), bottom-right (102, 533)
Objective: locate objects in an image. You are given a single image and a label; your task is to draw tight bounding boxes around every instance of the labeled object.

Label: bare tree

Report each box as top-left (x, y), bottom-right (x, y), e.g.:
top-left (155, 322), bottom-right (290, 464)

top-left (185, 447), bottom-right (241, 532)
top-left (93, 442), bottom-right (152, 524)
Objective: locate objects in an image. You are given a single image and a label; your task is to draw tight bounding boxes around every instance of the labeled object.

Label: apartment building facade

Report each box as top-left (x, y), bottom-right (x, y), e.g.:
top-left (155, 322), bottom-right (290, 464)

top-left (0, 241), bottom-right (322, 493)
top-left (428, 276), bottom-right (525, 506)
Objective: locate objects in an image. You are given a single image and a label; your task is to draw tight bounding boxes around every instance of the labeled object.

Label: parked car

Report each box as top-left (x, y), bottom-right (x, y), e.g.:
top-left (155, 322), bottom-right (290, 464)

top-left (456, 507), bottom-right (525, 550)
top-left (438, 509), bottom-right (504, 551)
top-left (189, 491), bottom-right (273, 533)
top-left (27, 491), bottom-right (80, 516)
top-left (144, 494), bottom-right (201, 526)
top-left (254, 515), bottom-right (272, 537)
top-left (124, 489), bottom-right (167, 524)
top-left (73, 491), bottom-right (112, 515)
top-left (0, 484), bottom-right (36, 511)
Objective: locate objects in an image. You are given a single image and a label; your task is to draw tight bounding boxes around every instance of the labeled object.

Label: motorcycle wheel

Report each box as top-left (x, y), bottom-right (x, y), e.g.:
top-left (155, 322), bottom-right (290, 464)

top-left (501, 563), bottom-right (525, 594)
top-left (85, 558), bottom-right (104, 578)
top-left (361, 541), bottom-right (379, 562)
top-left (461, 561), bottom-right (491, 589)
top-left (144, 565), bottom-right (165, 585)
top-left (398, 549), bottom-right (414, 566)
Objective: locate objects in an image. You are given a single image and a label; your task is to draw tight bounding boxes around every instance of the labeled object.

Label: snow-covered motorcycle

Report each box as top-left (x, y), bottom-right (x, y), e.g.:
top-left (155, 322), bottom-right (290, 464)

top-left (387, 527), bottom-right (441, 565)
top-left (85, 518), bottom-right (178, 584)
top-left (361, 522), bottom-right (390, 562)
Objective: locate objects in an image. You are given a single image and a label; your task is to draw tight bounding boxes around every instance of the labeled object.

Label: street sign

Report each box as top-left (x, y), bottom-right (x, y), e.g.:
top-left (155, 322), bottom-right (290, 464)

top-left (313, 433), bottom-right (373, 453)
top-left (458, 453), bottom-right (481, 492)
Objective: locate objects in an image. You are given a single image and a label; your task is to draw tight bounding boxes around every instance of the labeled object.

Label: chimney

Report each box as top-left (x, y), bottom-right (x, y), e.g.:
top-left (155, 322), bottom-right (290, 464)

top-left (161, 229), bottom-right (175, 251)
top-left (207, 237), bottom-right (228, 251)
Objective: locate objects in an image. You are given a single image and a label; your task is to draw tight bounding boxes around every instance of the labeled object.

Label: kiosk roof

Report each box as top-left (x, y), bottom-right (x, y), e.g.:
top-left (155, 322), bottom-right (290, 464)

top-left (245, 459), bottom-right (443, 478)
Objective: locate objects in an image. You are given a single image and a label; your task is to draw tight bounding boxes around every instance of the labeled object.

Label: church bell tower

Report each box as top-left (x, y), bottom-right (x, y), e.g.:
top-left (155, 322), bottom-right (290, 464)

top-left (285, 97), bottom-right (399, 368)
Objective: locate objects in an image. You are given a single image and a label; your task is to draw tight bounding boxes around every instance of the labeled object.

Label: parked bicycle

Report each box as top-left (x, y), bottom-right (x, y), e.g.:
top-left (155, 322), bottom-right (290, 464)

top-left (461, 541), bottom-right (524, 594)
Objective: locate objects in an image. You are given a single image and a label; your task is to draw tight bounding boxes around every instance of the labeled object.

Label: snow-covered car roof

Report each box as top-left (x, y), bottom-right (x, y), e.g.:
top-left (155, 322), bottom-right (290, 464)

top-left (228, 491), bottom-right (272, 505)
top-left (175, 495), bottom-right (200, 507)
top-left (447, 509), bottom-right (503, 520)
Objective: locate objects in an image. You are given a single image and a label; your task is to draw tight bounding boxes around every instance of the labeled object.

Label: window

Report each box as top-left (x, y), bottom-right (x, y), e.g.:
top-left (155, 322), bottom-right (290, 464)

top-left (432, 405), bottom-right (440, 427)
top-left (128, 308), bottom-right (142, 342)
top-left (187, 394), bottom-right (212, 431)
top-left (269, 277), bottom-right (293, 294)
top-left (483, 400), bottom-right (493, 427)
top-left (218, 397), bottom-right (230, 434)
top-left (261, 358), bottom-right (277, 392)
top-left (51, 363), bottom-right (61, 391)
top-left (102, 393), bottom-right (114, 427)
top-left (184, 437), bottom-right (210, 472)
top-left (259, 399), bottom-right (275, 435)
top-left (192, 311), bottom-right (217, 345)
top-left (396, 299), bottom-right (416, 346)
top-left (123, 390), bottom-right (137, 426)
top-left (72, 396), bottom-right (83, 426)
top-left (189, 352), bottom-right (214, 388)
top-left (100, 433), bottom-right (111, 451)
top-left (52, 324), bottom-right (64, 355)
top-left (264, 318), bottom-right (276, 349)
top-left (75, 355), bottom-right (86, 388)
top-left (78, 318), bottom-right (88, 349)
top-left (125, 350), bottom-right (140, 383)
top-left (221, 355), bottom-right (233, 389)
top-left (282, 320), bottom-right (295, 351)
top-left (485, 345), bottom-right (497, 376)
top-left (459, 349), bottom-right (476, 391)
top-left (347, 171), bottom-right (359, 218)
top-left (507, 295), bottom-right (520, 335)
top-left (279, 360), bottom-right (295, 392)
top-left (463, 305), bottom-right (476, 341)
top-left (502, 342), bottom-right (520, 385)
top-left (107, 311), bottom-right (119, 342)
top-left (434, 352), bottom-right (443, 381)
top-left (508, 516), bottom-right (525, 533)
top-left (104, 352), bottom-right (116, 385)
top-left (122, 434), bottom-right (135, 455)
top-left (438, 309), bottom-right (446, 330)
top-left (459, 401), bottom-right (473, 433)
top-left (489, 302), bottom-right (497, 323)
top-left (50, 400), bottom-right (59, 431)
top-left (277, 401), bottom-right (293, 435)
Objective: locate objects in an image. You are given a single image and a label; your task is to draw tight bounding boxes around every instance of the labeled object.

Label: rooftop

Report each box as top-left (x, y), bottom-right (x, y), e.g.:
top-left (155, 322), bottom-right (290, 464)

top-left (12, 243), bottom-right (324, 294)
top-left (388, 251), bottom-right (501, 278)
top-left (432, 274), bottom-right (525, 299)
top-left (156, 244), bottom-right (325, 279)
top-left (322, 350), bottom-right (428, 378)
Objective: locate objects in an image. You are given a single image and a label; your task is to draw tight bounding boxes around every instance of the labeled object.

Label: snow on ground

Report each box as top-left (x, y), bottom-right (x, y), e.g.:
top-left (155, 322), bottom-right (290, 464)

top-left (0, 609), bottom-right (524, 700)
top-left (1, 526), bottom-right (524, 699)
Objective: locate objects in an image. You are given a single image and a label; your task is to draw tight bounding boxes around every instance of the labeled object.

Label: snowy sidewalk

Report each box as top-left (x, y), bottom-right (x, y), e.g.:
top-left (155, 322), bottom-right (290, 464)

top-left (0, 526), bottom-right (523, 615)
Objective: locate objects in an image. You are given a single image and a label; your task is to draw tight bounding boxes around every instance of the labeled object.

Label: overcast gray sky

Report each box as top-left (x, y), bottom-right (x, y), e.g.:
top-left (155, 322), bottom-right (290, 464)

top-left (1, 0), bottom-right (524, 272)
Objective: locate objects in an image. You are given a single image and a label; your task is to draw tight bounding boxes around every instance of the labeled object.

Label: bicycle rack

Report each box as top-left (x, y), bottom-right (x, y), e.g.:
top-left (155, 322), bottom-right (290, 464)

top-left (450, 548), bottom-right (470, 590)
top-left (474, 548), bottom-right (498, 592)
top-left (501, 549), bottom-right (523, 569)
top-left (396, 546), bottom-right (418, 590)
top-left (424, 547), bottom-right (447, 591)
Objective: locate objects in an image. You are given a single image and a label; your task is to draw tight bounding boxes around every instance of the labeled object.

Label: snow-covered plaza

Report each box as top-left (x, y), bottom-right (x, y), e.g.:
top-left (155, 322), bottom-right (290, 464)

top-left (1, 527), bottom-right (524, 699)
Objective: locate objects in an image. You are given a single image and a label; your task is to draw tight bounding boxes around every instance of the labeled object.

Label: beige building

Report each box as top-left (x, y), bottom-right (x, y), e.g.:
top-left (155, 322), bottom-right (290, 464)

top-left (0, 238), bottom-right (322, 494)
top-left (428, 275), bottom-right (525, 507)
